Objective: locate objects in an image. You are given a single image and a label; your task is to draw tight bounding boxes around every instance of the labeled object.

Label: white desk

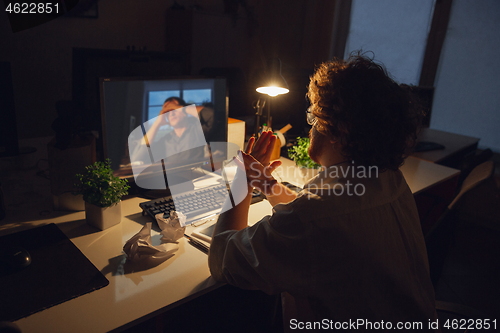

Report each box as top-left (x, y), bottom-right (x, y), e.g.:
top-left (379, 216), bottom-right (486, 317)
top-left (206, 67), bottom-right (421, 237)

top-left (0, 157), bottom-right (458, 332)
top-left (412, 128), bottom-right (479, 167)
top-left (399, 156), bottom-right (459, 194)
top-left (276, 156), bottom-right (459, 195)
top-left (0, 201), bottom-right (274, 333)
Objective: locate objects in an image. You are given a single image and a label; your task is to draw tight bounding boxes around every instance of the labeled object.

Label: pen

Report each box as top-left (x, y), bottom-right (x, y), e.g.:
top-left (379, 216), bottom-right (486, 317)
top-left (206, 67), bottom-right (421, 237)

top-left (184, 234), bottom-right (209, 254)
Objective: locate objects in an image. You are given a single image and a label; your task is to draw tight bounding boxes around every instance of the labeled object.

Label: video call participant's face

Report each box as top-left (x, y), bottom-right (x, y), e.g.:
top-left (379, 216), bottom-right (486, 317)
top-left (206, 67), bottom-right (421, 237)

top-left (162, 100), bottom-right (187, 128)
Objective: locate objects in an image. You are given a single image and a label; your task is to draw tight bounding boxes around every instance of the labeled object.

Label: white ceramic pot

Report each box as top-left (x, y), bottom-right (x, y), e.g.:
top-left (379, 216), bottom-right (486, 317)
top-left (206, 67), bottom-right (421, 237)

top-left (85, 201), bottom-right (122, 230)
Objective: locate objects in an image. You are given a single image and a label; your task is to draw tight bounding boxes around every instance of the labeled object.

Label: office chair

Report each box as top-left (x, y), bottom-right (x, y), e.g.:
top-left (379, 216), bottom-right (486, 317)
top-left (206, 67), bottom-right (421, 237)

top-left (417, 149), bottom-right (495, 235)
top-left (425, 160), bottom-right (495, 287)
top-left (425, 161), bottom-right (495, 332)
top-left (457, 148), bottom-right (493, 190)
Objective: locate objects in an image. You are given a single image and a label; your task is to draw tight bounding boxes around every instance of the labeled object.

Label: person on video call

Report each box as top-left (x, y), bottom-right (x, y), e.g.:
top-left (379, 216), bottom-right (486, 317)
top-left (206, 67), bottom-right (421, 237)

top-left (161, 96), bottom-right (215, 138)
top-left (208, 53), bottom-right (437, 330)
top-left (131, 96), bottom-right (214, 167)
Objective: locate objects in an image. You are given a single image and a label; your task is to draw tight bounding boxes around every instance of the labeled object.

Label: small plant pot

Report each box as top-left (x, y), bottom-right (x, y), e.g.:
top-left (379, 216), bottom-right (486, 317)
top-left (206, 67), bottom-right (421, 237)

top-left (85, 201), bottom-right (122, 230)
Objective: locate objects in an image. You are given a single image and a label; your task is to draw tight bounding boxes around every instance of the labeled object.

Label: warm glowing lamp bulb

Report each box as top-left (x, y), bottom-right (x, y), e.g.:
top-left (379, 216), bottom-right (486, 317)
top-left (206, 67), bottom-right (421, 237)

top-left (256, 86), bottom-right (289, 97)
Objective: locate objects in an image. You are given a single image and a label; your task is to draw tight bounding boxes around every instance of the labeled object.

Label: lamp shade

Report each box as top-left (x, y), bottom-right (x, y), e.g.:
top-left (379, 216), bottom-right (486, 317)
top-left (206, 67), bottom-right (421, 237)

top-left (256, 58), bottom-right (289, 97)
top-left (256, 85), bottom-right (289, 97)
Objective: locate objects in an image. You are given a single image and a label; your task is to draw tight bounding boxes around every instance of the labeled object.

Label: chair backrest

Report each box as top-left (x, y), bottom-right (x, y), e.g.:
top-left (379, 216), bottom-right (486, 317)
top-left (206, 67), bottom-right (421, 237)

top-left (448, 160), bottom-right (494, 210)
top-left (426, 160), bottom-right (495, 287)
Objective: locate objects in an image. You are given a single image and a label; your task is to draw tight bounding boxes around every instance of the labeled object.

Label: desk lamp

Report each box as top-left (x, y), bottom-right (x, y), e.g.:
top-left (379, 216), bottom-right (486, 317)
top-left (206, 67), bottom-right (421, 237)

top-left (254, 58), bottom-right (289, 136)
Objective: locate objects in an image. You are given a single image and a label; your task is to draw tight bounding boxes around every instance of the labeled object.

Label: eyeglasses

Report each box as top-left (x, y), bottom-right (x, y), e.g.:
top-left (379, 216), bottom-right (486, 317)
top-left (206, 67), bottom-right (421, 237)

top-left (306, 107), bottom-right (317, 126)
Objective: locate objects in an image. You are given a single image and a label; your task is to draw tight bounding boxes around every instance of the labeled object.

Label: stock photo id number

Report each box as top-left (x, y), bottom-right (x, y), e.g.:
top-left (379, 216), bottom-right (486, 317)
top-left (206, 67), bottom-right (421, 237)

top-left (3, 0), bottom-right (80, 32)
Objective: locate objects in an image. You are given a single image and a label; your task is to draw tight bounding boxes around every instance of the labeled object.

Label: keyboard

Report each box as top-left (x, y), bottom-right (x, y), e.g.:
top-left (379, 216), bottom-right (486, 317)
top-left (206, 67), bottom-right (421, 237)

top-left (140, 184), bottom-right (265, 225)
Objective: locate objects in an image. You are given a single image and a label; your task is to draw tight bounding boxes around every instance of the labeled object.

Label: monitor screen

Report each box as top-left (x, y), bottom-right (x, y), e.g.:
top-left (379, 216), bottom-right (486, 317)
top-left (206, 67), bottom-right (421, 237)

top-left (99, 76), bottom-right (230, 191)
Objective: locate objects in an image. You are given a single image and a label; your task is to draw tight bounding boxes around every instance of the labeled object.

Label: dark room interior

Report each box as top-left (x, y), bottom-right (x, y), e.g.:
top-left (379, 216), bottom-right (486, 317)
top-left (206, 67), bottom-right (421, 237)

top-left (1, 1), bottom-right (499, 332)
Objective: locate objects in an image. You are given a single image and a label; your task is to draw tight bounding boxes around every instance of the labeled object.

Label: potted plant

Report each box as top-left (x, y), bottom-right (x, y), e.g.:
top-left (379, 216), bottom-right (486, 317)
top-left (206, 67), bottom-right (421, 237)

top-left (75, 159), bottom-right (130, 230)
top-left (288, 137), bottom-right (321, 181)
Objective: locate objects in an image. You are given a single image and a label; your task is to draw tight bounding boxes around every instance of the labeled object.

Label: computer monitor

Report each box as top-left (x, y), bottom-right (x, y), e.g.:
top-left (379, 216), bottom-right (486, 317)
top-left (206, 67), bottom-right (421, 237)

top-left (99, 76), bottom-right (229, 194)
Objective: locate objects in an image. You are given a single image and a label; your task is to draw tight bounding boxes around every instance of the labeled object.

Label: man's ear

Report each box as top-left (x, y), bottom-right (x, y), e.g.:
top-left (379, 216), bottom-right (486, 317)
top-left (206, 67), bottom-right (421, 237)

top-left (329, 136), bottom-right (342, 149)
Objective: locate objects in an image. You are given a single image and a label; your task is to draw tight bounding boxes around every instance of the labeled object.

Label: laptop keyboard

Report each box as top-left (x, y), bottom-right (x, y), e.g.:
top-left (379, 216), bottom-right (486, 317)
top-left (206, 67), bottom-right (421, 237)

top-left (140, 184), bottom-right (265, 225)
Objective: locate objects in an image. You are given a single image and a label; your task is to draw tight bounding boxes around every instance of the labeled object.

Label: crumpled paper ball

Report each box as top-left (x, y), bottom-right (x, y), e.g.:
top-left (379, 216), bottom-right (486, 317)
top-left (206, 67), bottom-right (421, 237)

top-left (122, 211), bottom-right (187, 264)
top-left (156, 211), bottom-right (187, 243)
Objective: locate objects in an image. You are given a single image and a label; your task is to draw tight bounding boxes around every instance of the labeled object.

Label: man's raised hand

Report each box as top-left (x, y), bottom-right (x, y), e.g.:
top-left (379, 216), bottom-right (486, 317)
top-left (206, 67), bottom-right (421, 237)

top-left (245, 130), bottom-right (281, 169)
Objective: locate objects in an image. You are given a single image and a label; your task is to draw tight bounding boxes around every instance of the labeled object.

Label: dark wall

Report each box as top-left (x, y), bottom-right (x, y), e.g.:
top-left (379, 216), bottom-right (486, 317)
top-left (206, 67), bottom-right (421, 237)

top-left (0, 0), bottom-right (173, 139)
top-left (0, 0), bottom-right (335, 140)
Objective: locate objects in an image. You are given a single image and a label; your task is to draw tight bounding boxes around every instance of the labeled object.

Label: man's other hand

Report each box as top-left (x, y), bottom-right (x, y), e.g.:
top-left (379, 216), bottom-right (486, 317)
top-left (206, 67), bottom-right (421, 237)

top-left (245, 130), bottom-right (282, 168)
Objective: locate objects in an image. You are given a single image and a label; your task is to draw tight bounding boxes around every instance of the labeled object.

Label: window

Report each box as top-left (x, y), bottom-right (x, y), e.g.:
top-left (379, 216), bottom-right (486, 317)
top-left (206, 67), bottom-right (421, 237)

top-left (147, 90), bottom-right (180, 121)
top-left (344, 0), bottom-right (435, 84)
top-left (145, 79), bottom-right (215, 121)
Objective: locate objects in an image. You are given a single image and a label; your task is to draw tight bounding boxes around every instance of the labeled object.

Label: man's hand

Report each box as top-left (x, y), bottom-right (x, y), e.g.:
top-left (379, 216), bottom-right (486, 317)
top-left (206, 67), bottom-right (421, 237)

top-left (238, 130), bottom-right (282, 195)
top-left (156, 100), bottom-right (181, 126)
top-left (159, 100), bottom-right (179, 115)
top-left (237, 131), bottom-right (298, 206)
top-left (245, 130), bottom-right (282, 167)
top-left (240, 152), bottom-right (281, 196)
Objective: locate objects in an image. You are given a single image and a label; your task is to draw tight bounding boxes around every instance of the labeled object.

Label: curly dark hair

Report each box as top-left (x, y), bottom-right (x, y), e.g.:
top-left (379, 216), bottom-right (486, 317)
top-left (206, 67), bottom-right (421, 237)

top-left (164, 96), bottom-right (187, 105)
top-left (307, 52), bottom-right (423, 171)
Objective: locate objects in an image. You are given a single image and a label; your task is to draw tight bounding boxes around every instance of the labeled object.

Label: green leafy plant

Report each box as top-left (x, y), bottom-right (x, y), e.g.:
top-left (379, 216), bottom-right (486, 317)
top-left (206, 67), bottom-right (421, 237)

top-left (74, 159), bottom-right (130, 208)
top-left (288, 137), bottom-right (321, 168)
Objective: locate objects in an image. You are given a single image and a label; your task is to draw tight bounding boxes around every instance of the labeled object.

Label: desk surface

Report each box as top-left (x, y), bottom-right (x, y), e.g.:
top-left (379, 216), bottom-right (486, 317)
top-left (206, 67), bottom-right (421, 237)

top-left (276, 156), bottom-right (459, 195)
top-left (0, 157), bottom-right (458, 333)
top-left (412, 128), bottom-right (479, 164)
top-left (0, 199), bottom-right (274, 333)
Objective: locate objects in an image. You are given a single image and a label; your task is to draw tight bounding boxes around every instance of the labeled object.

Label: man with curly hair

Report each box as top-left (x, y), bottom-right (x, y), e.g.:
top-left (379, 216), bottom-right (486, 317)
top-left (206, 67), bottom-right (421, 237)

top-left (209, 53), bottom-right (437, 331)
